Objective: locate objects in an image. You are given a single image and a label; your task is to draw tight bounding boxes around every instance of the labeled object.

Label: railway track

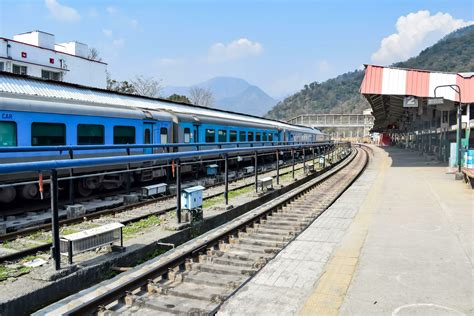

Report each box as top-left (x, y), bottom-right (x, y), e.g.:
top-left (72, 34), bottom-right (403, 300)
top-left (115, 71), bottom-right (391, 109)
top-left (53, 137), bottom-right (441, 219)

top-left (42, 146), bottom-right (368, 316)
top-left (0, 154), bottom-right (330, 263)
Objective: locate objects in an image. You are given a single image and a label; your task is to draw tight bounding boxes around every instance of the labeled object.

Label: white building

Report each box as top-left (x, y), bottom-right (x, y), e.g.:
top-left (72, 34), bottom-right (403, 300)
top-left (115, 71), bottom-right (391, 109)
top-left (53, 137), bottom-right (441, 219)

top-left (0, 30), bottom-right (107, 88)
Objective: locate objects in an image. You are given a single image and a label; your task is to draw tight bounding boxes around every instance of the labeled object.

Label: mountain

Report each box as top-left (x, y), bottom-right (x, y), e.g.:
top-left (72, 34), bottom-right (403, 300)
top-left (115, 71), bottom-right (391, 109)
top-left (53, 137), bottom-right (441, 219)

top-left (162, 77), bottom-right (276, 116)
top-left (265, 25), bottom-right (474, 121)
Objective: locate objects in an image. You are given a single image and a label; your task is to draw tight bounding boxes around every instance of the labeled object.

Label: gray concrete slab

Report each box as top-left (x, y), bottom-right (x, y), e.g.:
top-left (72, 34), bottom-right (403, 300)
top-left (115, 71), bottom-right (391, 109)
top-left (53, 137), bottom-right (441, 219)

top-left (340, 147), bottom-right (473, 316)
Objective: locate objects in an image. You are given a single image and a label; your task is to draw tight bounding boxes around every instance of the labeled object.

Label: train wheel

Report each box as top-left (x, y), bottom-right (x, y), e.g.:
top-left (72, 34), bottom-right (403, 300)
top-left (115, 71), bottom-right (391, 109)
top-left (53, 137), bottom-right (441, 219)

top-left (0, 187), bottom-right (16, 204)
top-left (77, 180), bottom-right (93, 197)
top-left (21, 184), bottom-right (38, 200)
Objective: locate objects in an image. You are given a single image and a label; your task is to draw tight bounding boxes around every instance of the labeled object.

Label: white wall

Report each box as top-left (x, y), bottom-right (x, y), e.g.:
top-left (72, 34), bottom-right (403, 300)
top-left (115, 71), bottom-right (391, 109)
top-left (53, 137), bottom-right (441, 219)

top-left (0, 38), bottom-right (106, 89)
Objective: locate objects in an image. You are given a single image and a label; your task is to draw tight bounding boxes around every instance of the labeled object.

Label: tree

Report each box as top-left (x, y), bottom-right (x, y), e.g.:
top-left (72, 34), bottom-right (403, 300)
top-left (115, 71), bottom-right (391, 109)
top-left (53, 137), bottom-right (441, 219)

top-left (106, 71), bottom-right (136, 94)
top-left (168, 94), bottom-right (191, 103)
top-left (130, 75), bottom-right (162, 97)
top-left (189, 87), bottom-right (214, 107)
top-left (88, 48), bottom-right (102, 61)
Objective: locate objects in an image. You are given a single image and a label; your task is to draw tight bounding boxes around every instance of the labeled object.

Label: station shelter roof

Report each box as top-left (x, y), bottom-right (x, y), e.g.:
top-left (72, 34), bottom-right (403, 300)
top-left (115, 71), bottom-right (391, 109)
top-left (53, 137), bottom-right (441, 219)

top-left (360, 64), bottom-right (474, 132)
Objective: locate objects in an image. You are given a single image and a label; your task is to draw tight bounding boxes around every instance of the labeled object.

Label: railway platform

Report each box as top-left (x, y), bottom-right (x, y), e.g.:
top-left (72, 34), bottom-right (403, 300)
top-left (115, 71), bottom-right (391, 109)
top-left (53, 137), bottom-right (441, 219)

top-left (219, 145), bottom-right (473, 315)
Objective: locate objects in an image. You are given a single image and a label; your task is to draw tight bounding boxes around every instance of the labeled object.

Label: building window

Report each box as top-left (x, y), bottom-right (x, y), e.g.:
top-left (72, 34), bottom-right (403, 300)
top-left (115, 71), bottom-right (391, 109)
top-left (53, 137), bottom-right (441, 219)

top-left (248, 131), bottom-right (254, 142)
top-left (32, 122), bottom-right (66, 146)
top-left (77, 124), bottom-right (104, 145)
top-left (0, 62), bottom-right (4, 72)
top-left (41, 70), bottom-right (61, 81)
top-left (239, 131), bottom-right (246, 142)
top-left (160, 127), bottom-right (168, 144)
top-left (230, 130), bottom-right (237, 142)
top-left (0, 121), bottom-right (17, 147)
top-left (12, 64), bottom-right (27, 75)
top-left (205, 129), bottom-right (215, 143)
top-left (256, 132), bottom-right (261, 142)
top-left (183, 127), bottom-right (191, 143)
top-left (218, 130), bottom-right (227, 142)
top-left (113, 126), bottom-right (135, 144)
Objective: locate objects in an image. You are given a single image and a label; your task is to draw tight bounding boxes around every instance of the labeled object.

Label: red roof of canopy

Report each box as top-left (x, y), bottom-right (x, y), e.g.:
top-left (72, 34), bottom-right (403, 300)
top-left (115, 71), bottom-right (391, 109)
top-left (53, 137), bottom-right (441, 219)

top-left (360, 65), bottom-right (474, 103)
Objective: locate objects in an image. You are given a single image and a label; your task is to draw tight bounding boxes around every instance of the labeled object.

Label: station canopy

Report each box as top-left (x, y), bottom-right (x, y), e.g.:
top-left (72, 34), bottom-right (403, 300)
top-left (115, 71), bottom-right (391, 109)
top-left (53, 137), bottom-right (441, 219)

top-left (360, 64), bottom-right (474, 132)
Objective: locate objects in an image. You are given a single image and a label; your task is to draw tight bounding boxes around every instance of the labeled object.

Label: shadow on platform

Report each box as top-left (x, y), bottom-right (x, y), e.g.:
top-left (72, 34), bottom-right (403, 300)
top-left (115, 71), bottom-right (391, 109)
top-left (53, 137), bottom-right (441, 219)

top-left (379, 146), bottom-right (446, 168)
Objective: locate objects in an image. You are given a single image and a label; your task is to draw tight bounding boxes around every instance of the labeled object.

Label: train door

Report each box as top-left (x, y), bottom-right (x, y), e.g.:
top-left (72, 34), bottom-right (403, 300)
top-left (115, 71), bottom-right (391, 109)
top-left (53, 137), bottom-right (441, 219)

top-left (193, 124), bottom-right (200, 143)
top-left (143, 123), bottom-right (154, 154)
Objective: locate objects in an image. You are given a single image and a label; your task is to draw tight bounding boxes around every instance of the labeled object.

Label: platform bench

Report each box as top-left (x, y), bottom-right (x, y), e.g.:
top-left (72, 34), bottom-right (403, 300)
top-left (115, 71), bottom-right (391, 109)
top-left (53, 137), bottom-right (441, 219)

top-left (461, 168), bottom-right (474, 189)
top-left (257, 177), bottom-right (273, 191)
top-left (60, 222), bottom-right (124, 264)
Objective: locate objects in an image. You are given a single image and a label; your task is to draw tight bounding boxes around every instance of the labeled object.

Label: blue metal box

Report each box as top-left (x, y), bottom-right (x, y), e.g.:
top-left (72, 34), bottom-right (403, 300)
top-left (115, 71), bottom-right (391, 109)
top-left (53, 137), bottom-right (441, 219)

top-left (181, 185), bottom-right (205, 210)
top-left (206, 164), bottom-right (219, 176)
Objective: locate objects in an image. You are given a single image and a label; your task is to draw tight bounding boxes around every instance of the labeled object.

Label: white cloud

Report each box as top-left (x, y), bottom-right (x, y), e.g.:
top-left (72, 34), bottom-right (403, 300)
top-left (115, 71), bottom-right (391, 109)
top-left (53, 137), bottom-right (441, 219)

top-left (208, 38), bottom-right (263, 63)
top-left (106, 6), bottom-right (117, 14)
top-left (112, 38), bottom-right (125, 47)
top-left (372, 10), bottom-right (473, 65)
top-left (44, 0), bottom-right (80, 22)
top-left (102, 29), bottom-right (113, 37)
top-left (130, 19), bottom-right (139, 29)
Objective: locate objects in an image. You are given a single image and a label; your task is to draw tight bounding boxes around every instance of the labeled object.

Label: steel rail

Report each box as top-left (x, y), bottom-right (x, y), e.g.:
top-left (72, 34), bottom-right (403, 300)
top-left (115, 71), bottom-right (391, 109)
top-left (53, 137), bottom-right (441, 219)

top-left (0, 143), bottom-right (334, 174)
top-left (57, 147), bottom-right (365, 316)
top-left (0, 158), bottom-right (318, 262)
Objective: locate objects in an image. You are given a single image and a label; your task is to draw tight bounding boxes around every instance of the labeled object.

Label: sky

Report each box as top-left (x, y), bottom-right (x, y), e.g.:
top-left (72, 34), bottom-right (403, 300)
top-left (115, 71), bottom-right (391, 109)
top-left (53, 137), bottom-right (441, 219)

top-left (0, 0), bottom-right (473, 98)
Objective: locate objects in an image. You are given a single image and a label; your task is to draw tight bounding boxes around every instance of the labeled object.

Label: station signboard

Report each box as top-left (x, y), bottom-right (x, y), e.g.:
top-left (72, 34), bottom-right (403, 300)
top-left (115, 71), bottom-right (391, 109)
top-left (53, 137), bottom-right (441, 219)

top-left (403, 96), bottom-right (418, 108)
top-left (427, 97), bottom-right (445, 106)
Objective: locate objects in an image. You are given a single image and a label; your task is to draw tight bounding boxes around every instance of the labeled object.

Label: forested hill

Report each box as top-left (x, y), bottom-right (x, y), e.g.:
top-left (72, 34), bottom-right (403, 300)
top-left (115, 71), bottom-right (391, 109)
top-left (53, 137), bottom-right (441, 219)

top-left (265, 25), bottom-right (474, 121)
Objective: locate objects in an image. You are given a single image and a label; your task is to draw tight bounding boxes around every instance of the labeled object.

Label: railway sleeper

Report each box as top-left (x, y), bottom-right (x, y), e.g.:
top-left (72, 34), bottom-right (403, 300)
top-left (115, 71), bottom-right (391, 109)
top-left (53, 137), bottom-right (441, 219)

top-left (210, 256), bottom-right (258, 268)
top-left (194, 262), bottom-right (256, 276)
top-left (254, 226), bottom-right (296, 236)
top-left (245, 231), bottom-right (292, 242)
top-left (263, 217), bottom-right (309, 227)
top-left (209, 249), bottom-right (267, 262)
top-left (269, 212), bottom-right (314, 221)
top-left (237, 236), bottom-right (287, 248)
top-left (227, 243), bottom-right (280, 255)
top-left (257, 222), bottom-right (302, 232)
top-left (182, 271), bottom-right (244, 289)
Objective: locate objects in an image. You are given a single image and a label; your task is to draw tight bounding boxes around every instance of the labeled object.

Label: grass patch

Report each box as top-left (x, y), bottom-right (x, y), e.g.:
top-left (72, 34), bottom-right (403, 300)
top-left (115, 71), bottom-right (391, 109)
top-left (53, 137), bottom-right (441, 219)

top-left (123, 215), bottom-right (162, 240)
top-left (203, 185), bottom-right (255, 209)
top-left (0, 264), bottom-right (31, 282)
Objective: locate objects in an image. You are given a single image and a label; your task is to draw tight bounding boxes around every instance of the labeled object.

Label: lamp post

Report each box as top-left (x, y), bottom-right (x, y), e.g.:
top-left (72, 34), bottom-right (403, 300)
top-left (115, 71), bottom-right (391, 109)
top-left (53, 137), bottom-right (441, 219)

top-left (434, 84), bottom-right (463, 180)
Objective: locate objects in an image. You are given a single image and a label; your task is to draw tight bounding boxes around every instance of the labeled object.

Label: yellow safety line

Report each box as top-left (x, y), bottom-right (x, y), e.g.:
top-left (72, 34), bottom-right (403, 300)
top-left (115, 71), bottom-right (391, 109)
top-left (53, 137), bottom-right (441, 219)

top-left (299, 148), bottom-right (390, 316)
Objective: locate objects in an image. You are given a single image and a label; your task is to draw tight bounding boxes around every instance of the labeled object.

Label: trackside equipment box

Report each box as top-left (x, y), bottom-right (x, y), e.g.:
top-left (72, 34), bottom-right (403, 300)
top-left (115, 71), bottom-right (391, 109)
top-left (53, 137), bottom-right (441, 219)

top-left (206, 164), bottom-right (219, 176)
top-left (181, 185), bottom-right (205, 209)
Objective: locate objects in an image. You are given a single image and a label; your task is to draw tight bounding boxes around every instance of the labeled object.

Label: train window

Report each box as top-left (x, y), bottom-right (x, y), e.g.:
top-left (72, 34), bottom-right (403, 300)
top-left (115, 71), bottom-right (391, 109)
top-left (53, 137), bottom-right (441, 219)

top-left (0, 121), bottom-right (17, 147)
top-left (114, 126), bottom-right (136, 144)
top-left (248, 132), bottom-right (254, 142)
top-left (183, 128), bottom-right (191, 143)
top-left (160, 127), bottom-right (168, 144)
top-left (218, 130), bottom-right (227, 142)
top-left (239, 131), bottom-right (246, 142)
top-left (230, 130), bottom-right (237, 142)
top-left (268, 133), bottom-right (273, 141)
top-left (205, 129), bottom-right (215, 143)
top-left (256, 132), bottom-right (261, 142)
top-left (32, 122), bottom-right (66, 146)
top-left (77, 124), bottom-right (104, 145)
top-left (263, 132), bottom-right (267, 141)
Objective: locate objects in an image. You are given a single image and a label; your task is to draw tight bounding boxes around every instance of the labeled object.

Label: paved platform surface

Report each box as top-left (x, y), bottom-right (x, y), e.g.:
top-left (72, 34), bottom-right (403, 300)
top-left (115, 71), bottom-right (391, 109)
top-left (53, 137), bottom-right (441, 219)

top-left (219, 146), bottom-right (473, 315)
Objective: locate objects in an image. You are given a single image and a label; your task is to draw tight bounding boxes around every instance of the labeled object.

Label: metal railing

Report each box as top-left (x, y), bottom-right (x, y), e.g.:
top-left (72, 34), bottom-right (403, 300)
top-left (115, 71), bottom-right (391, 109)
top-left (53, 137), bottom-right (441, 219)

top-left (0, 141), bottom-right (349, 270)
